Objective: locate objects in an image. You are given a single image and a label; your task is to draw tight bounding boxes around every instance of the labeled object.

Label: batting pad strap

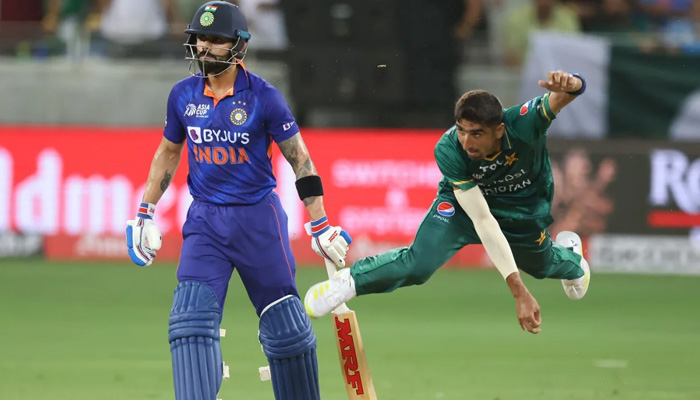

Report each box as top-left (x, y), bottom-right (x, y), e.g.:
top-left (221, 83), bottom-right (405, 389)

top-left (169, 281), bottom-right (223, 400)
top-left (259, 296), bottom-right (320, 400)
top-left (295, 175), bottom-right (324, 201)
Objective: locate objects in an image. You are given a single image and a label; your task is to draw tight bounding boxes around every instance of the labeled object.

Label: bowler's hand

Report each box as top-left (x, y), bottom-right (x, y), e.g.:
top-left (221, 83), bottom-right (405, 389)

top-left (515, 291), bottom-right (542, 334)
top-left (538, 70), bottom-right (582, 94)
top-left (125, 202), bottom-right (162, 266)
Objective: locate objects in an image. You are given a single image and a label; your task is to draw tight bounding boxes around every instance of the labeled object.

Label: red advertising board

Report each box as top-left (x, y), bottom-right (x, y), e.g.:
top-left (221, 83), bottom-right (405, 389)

top-left (0, 126), bottom-right (490, 267)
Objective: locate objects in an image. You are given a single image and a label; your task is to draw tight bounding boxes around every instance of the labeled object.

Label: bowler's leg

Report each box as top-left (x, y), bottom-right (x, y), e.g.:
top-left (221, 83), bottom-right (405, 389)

top-left (509, 229), bottom-right (590, 299)
top-left (351, 196), bottom-right (479, 295)
top-left (304, 195), bottom-right (479, 318)
top-left (510, 230), bottom-right (583, 280)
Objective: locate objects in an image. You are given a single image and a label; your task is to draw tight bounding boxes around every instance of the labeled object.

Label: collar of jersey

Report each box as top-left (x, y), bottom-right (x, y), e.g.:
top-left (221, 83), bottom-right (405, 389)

top-left (480, 129), bottom-right (514, 161)
top-left (501, 129), bottom-right (513, 150)
top-left (201, 63), bottom-right (251, 103)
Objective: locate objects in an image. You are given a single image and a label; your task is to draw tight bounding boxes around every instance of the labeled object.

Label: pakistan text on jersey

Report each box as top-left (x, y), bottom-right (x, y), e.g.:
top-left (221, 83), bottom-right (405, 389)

top-left (479, 179), bottom-right (532, 196)
top-left (475, 168), bottom-right (528, 183)
top-left (192, 145), bottom-right (251, 165)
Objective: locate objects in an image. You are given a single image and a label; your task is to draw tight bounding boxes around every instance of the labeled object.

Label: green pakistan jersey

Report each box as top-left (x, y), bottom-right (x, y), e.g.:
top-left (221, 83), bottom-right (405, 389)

top-left (434, 94), bottom-right (557, 231)
top-left (349, 94), bottom-right (584, 295)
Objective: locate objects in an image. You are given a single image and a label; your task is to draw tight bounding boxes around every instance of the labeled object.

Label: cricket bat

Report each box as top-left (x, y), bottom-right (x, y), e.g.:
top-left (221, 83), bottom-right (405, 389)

top-left (323, 257), bottom-right (378, 400)
top-left (258, 260), bottom-right (377, 399)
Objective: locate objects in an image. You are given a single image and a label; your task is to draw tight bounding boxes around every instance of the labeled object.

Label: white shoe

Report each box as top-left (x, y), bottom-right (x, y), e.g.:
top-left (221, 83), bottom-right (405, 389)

top-left (304, 268), bottom-right (356, 318)
top-left (557, 231), bottom-right (591, 300)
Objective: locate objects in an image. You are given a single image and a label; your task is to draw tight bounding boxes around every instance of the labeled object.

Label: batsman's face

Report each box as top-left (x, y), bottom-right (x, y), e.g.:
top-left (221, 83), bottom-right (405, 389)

top-left (196, 35), bottom-right (234, 62)
top-left (456, 119), bottom-right (505, 160)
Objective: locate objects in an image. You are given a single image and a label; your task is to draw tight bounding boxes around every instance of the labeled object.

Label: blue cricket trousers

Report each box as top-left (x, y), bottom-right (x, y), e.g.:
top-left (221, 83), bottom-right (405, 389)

top-left (177, 192), bottom-right (299, 316)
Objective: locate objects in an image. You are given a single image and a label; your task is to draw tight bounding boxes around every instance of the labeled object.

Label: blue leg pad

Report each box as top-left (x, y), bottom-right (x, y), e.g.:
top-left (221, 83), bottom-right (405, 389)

top-left (169, 281), bottom-right (223, 400)
top-left (259, 295), bottom-right (320, 400)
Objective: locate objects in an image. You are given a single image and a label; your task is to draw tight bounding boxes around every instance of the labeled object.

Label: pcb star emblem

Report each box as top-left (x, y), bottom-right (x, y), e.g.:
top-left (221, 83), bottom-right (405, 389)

top-left (505, 152), bottom-right (518, 166)
top-left (535, 231), bottom-right (547, 246)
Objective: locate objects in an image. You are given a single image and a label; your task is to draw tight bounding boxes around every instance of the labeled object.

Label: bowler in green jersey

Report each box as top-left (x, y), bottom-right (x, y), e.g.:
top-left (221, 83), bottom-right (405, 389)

top-left (305, 70), bottom-right (591, 334)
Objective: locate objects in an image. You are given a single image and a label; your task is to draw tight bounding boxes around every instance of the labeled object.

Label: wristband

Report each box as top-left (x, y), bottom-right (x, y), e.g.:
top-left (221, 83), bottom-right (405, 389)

top-left (295, 175), bottom-right (324, 201)
top-left (137, 202), bottom-right (156, 220)
top-left (309, 216), bottom-right (330, 237)
top-left (567, 73), bottom-right (586, 96)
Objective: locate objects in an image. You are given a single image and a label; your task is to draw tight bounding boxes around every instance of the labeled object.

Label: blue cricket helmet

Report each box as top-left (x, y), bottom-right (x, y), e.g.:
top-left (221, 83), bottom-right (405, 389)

top-left (185, 1), bottom-right (251, 42)
top-left (184, 1), bottom-right (252, 76)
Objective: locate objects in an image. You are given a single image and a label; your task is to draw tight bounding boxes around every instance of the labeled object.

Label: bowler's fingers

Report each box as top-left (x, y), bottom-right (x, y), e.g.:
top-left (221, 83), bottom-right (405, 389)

top-left (520, 315), bottom-right (542, 334)
top-left (563, 73), bottom-right (575, 91)
top-left (546, 71), bottom-right (555, 86)
top-left (551, 71), bottom-right (562, 87)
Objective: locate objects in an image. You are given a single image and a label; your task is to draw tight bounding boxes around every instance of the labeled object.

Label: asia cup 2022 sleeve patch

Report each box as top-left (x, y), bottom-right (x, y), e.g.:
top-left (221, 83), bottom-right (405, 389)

top-left (163, 85), bottom-right (187, 143)
top-left (260, 83), bottom-right (298, 143)
top-left (505, 94), bottom-right (556, 141)
top-left (434, 129), bottom-right (477, 191)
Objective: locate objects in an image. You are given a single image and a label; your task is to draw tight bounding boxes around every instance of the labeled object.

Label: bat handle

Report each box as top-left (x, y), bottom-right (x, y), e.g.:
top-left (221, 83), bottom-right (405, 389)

top-left (324, 258), bottom-right (351, 314)
top-left (323, 258), bottom-right (337, 279)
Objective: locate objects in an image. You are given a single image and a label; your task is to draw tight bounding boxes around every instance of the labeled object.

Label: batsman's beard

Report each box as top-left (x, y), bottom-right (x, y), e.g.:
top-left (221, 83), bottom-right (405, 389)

top-left (197, 52), bottom-right (234, 76)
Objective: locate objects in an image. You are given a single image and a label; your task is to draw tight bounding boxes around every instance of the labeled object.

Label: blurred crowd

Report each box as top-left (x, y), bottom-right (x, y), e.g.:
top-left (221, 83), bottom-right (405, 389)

top-left (0, 0), bottom-right (287, 59)
top-left (0, 0), bottom-right (698, 63)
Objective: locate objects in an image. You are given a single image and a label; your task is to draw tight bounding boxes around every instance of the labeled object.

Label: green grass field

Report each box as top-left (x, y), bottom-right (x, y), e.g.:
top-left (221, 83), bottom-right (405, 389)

top-left (1, 259), bottom-right (699, 400)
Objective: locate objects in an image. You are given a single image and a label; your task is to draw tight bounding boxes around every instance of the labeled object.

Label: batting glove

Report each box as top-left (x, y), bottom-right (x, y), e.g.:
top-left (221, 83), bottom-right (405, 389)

top-left (307, 216), bottom-right (352, 268)
top-left (125, 202), bottom-right (162, 266)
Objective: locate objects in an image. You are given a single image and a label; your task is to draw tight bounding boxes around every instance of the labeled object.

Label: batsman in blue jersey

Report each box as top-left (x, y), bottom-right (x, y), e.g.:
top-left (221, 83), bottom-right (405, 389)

top-left (124, 2), bottom-right (351, 400)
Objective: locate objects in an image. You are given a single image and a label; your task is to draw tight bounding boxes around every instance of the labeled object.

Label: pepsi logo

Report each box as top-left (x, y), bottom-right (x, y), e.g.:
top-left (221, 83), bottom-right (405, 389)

top-left (519, 103), bottom-right (529, 116)
top-left (437, 202), bottom-right (455, 217)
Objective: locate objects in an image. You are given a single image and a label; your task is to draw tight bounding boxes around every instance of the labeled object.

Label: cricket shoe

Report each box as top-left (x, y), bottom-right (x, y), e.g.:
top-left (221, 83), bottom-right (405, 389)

top-left (557, 231), bottom-right (591, 300)
top-left (304, 268), bottom-right (356, 318)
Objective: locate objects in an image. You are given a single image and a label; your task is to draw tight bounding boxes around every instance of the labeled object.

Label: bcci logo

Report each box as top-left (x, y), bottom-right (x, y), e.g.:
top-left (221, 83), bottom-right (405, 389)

top-left (436, 202), bottom-right (455, 217)
top-left (200, 11), bottom-right (214, 27)
top-left (230, 108), bottom-right (247, 125)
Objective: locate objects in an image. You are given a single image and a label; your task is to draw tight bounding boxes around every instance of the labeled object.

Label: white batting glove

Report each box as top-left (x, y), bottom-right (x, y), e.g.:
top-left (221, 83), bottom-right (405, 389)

top-left (125, 202), bottom-right (162, 266)
top-left (305, 217), bottom-right (352, 267)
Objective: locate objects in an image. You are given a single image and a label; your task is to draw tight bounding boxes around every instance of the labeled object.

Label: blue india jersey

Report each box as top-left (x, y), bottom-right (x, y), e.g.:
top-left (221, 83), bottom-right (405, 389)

top-left (163, 67), bottom-right (298, 205)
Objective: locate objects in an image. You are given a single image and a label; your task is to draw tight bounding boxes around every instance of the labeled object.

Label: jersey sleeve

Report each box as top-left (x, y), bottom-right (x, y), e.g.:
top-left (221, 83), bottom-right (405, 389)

top-left (163, 86), bottom-right (186, 143)
top-left (434, 131), bottom-right (477, 191)
top-left (260, 84), bottom-right (298, 143)
top-left (504, 94), bottom-right (556, 140)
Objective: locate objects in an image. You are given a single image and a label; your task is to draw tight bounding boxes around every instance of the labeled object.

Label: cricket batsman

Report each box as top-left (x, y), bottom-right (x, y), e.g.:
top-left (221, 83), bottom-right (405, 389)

top-left (124, 2), bottom-right (351, 399)
top-left (305, 71), bottom-right (591, 334)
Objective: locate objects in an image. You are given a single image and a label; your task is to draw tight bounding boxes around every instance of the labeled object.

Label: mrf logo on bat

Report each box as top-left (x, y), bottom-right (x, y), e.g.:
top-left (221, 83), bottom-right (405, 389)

top-left (335, 316), bottom-right (365, 394)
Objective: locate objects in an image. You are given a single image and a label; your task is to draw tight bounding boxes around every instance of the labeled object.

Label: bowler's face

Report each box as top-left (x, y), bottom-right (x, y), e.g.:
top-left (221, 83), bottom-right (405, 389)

top-left (456, 120), bottom-right (504, 160)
